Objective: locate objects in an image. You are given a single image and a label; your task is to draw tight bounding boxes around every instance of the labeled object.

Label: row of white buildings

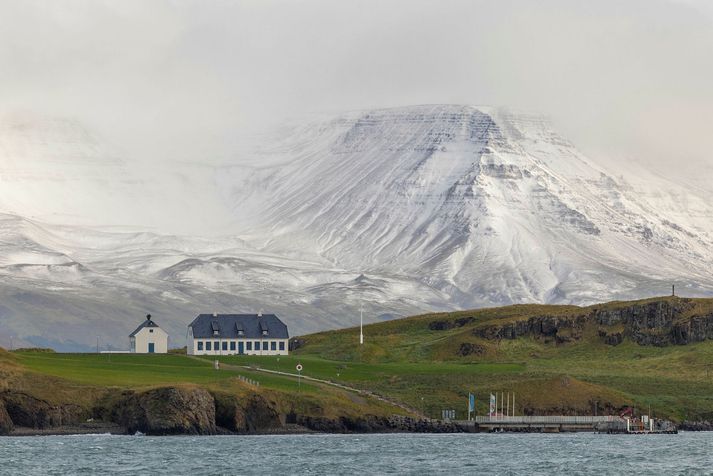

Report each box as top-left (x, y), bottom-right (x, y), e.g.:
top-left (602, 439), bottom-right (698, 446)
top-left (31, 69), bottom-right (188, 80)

top-left (129, 312), bottom-right (290, 356)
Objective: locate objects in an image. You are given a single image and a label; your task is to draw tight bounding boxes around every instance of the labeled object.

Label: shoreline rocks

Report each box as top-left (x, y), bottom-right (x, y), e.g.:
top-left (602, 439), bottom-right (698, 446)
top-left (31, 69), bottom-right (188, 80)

top-left (102, 386), bottom-right (217, 435)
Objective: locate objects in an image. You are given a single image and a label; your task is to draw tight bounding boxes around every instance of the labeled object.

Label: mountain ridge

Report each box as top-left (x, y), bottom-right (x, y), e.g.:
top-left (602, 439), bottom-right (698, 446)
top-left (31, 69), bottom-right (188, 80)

top-left (0, 105), bottom-right (712, 349)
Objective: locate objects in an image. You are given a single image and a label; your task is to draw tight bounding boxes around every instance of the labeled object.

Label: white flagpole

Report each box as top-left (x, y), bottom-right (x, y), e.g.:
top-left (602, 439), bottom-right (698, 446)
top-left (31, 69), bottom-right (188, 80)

top-left (513, 393), bottom-right (515, 417)
top-left (359, 304), bottom-right (364, 345)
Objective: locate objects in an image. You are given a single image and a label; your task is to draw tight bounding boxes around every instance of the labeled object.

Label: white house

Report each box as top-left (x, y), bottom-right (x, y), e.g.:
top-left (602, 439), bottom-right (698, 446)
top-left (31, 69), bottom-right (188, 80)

top-left (187, 313), bottom-right (289, 356)
top-left (129, 314), bottom-right (168, 354)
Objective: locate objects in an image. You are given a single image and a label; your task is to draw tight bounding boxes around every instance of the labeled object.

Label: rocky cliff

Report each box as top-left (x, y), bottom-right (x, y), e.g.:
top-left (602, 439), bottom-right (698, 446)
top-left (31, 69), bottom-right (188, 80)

top-left (469, 298), bottom-right (713, 347)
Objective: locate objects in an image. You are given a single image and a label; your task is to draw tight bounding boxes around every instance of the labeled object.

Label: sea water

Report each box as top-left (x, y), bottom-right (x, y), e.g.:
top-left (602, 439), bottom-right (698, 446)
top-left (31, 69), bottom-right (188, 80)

top-left (1, 432), bottom-right (711, 475)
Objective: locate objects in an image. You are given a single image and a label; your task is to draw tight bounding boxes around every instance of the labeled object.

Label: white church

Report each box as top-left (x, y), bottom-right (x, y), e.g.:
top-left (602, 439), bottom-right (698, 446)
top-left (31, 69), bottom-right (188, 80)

top-left (129, 314), bottom-right (168, 353)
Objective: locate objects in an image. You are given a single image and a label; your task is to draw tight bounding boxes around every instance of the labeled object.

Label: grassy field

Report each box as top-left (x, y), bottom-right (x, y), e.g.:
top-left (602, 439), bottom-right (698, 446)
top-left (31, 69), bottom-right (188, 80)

top-left (284, 296), bottom-right (713, 421)
top-left (7, 296), bottom-right (713, 422)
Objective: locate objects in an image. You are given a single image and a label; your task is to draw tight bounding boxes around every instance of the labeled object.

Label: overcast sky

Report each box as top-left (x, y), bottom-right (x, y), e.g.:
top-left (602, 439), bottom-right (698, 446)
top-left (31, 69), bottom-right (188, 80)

top-left (1, 0), bottom-right (712, 170)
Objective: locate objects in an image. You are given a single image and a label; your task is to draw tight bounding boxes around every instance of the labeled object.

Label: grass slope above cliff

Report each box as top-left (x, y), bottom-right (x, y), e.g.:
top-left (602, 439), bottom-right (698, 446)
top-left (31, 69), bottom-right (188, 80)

top-left (287, 296), bottom-right (713, 421)
top-left (4, 296), bottom-right (713, 427)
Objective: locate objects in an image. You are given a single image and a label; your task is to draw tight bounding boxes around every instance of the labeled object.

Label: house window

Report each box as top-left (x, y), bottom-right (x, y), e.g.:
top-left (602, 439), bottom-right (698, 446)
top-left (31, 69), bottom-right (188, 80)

top-left (149, 329), bottom-right (154, 333)
top-left (230, 341), bottom-right (236, 351)
top-left (198, 341), bottom-right (204, 351)
top-left (246, 341), bottom-right (253, 351)
top-left (214, 341), bottom-right (220, 350)
top-left (271, 341), bottom-right (277, 351)
top-left (279, 341), bottom-right (285, 351)
top-left (222, 341), bottom-right (228, 351)
top-left (255, 341), bottom-right (261, 351)
top-left (206, 341), bottom-right (212, 351)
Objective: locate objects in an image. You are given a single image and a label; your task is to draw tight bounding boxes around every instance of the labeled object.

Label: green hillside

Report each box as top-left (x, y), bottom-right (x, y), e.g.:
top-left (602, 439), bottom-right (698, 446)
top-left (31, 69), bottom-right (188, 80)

top-left (4, 296), bottom-right (713, 430)
top-left (282, 296), bottom-right (713, 421)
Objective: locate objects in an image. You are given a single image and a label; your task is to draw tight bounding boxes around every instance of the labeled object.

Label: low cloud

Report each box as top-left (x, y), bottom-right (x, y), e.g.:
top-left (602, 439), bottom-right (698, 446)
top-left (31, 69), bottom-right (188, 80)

top-left (0, 0), bottom-right (712, 171)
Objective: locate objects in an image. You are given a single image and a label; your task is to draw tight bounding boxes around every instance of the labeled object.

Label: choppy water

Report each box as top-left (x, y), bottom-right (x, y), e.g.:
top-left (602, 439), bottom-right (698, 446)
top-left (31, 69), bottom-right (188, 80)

top-left (1, 432), bottom-right (711, 475)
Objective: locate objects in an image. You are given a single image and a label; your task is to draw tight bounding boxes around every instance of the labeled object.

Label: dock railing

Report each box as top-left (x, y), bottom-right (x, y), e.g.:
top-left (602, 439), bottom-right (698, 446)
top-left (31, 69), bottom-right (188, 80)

top-left (474, 415), bottom-right (619, 425)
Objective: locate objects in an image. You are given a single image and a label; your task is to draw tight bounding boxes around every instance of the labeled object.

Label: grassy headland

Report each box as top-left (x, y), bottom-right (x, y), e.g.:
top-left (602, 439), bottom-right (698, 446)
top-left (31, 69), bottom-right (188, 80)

top-left (2, 295), bottom-right (713, 435)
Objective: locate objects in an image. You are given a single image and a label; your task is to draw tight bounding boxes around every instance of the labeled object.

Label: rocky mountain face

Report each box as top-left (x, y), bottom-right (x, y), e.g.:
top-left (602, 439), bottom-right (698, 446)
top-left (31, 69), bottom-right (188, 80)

top-left (0, 106), bottom-right (712, 349)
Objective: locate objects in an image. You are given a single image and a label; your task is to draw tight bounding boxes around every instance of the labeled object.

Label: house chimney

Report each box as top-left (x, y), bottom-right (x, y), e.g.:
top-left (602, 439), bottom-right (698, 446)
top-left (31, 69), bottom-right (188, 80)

top-left (213, 312), bottom-right (218, 317)
top-left (258, 309), bottom-right (263, 317)
top-left (146, 313), bottom-right (151, 321)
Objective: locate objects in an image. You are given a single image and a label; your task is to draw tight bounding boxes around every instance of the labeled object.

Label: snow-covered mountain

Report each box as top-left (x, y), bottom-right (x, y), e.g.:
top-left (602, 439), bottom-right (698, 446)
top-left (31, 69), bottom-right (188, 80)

top-left (1, 105), bottom-right (712, 350)
top-left (228, 105), bottom-right (713, 305)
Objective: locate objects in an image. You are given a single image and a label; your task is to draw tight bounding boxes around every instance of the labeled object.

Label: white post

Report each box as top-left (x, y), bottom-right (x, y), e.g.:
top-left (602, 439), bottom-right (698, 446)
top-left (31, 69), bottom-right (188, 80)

top-left (359, 304), bottom-right (364, 345)
top-left (513, 393), bottom-right (515, 417)
top-left (506, 393), bottom-right (509, 418)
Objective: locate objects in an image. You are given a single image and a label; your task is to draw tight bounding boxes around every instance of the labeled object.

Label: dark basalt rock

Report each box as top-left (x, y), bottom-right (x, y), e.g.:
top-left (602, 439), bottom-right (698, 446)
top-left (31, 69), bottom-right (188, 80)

top-left (472, 299), bottom-right (713, 347)
top-left (457, 342), bottom-right (485, 356)
top-left (680, 420), bottom-right (713, 431)
top-left (603, 332), bottom-right (623, 346)
top-left (428, 316), bottom-right (474, 331)
top-left (291, 414), bottom-right (463, 433)
top-left (289, 338), bottom-right (306, 352)
top-left (0, 400), bottom-right (13, 435)
top-left (214, 392), bottom-right (281, 433)
top-left (106, 386), bottom-right (216, 435)
top-left (1, 391), bottom-right (86, 429)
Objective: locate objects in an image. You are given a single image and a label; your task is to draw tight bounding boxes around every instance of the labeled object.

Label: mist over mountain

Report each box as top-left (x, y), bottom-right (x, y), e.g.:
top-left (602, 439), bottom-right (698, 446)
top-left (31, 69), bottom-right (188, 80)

top-left (0, 105), bottom-right (711, 350)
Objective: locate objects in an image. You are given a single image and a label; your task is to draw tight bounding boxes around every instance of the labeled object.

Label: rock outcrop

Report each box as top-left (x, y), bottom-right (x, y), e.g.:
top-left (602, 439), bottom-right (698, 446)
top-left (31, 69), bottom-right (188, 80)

top-left (457, 342), bottom-right (486, 356)
top-left (105, 386), bottom-right (216, 435)
top-left (0, 400), bottom-right (13, 435)
top-left (213, 392), bottom-right (281, 433)
top-left (472, 299), bottom-right (713, 347)
top-left (429, 316), bottom-right (474, 331)
top-left (288, 414), bottom-right (463, 433)
top-left (0, 391), bottom-right (86, 429)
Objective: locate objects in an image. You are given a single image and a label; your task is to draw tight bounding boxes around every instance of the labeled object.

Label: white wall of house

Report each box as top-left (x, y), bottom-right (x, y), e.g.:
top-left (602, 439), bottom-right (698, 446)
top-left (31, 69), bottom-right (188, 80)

top-left (189, 337), bottom-right (288, 356)
top-left (131, 326), bottom-right (168, 354)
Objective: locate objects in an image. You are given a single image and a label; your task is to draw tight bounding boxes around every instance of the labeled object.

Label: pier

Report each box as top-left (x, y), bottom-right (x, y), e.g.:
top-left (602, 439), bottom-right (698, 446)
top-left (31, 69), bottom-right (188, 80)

top-left (472, 415), bottom-right (615, 432)
top-left (463, 415), bottom-right (677, 433)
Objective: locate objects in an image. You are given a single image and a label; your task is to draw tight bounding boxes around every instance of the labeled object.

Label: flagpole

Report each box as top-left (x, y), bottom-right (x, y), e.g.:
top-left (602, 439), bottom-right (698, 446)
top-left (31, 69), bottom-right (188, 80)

top-left (359, 304), bottom-right (364, 345)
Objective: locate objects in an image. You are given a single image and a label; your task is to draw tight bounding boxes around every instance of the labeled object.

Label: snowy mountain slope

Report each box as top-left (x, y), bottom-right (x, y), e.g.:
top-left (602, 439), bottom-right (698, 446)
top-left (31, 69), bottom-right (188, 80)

top-left (1, 105), bottom-right (712, 350)
top-left (0, 212), bottom-right (446, 350)
top-left (227, 105), bottom-right (713, 307)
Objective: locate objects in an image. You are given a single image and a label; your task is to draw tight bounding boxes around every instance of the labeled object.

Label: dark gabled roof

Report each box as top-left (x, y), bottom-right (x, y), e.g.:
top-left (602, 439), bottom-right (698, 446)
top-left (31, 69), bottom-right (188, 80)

top-left (188, 314), bottom-right (289, 339)
top-left (129, 318), bottom-right (161, 337)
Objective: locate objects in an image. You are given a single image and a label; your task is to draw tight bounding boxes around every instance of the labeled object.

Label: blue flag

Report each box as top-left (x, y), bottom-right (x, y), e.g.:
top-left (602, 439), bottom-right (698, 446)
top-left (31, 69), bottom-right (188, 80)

top-left (469, 393), bottom-right (475, 412)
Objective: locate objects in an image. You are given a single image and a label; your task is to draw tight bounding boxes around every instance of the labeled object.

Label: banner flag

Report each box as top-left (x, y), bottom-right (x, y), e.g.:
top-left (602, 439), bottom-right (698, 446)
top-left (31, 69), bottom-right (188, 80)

top-left (469, 393), bottom-right (475, 412)
top-left (489, 394), bottom-right (496, 416)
